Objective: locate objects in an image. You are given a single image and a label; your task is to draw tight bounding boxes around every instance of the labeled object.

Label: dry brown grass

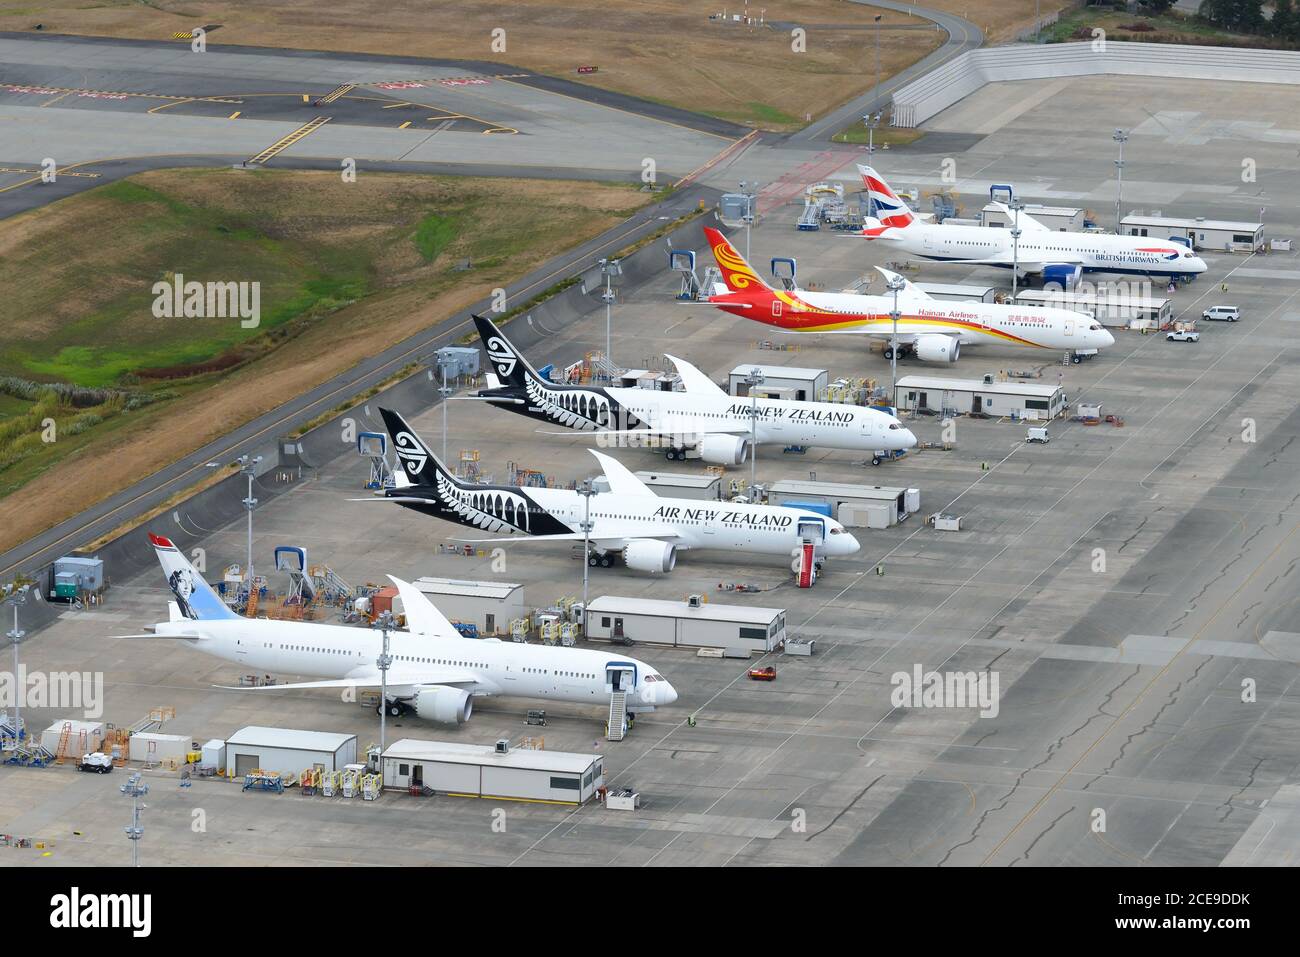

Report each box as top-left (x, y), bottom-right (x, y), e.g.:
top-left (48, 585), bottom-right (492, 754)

top-left (0, 1), bottom-right (956, 129)
top-left (922, 0), bottom-right (1076, 44)
top-left (0, 169), bottom-right (647, 554)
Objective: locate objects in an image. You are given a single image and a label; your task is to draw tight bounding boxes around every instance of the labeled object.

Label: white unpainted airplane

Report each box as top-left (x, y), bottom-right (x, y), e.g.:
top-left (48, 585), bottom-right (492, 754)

top-left (365, 408), bottom-right (861, 572)
top-left (118, 533), bottom-right (677, 723)
top-left (471, 314), bottom-right (917, 464)
top-left (857, 165), bottom-right (1208, 281)
top-left (701, 227), bottom-right (1115, 364)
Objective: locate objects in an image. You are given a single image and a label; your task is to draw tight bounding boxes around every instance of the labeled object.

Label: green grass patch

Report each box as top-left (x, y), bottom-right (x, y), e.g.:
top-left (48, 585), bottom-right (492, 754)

top-left (414, 212), bottom-right (460, 262)
top-left (831, 123), bottom-right (926, 147)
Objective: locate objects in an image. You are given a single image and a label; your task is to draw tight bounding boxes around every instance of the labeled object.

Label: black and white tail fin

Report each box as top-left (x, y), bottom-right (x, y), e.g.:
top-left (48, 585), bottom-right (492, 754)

top-left (378, 407), bottom-right (457, 489)
top-left (473, 314), bottom-right (541, 392)
top-left (148, 532), bottom-right (239, 621)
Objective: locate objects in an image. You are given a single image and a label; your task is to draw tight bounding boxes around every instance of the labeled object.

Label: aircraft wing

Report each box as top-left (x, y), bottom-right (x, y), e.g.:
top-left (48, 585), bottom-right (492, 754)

top-left (387, 575), bottom-right (462, 640)
top-left (452, 521), bottom-right (680, 545)
top-left (216, 665), bottom-right (479, 694)
top-left (921, 254), bottom-right (1080, 270)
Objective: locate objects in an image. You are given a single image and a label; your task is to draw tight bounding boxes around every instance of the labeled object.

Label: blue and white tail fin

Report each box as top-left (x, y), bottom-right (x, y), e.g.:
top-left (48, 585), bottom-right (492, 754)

top-left (148, 532), bottom-right (239, 621)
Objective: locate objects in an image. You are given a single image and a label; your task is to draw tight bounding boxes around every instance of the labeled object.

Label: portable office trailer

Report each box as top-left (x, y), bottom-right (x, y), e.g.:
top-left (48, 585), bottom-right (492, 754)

top-left (408, 578), bottom-right (524, 637)
top-left (382, 739), bottom-right (604, 805)
top-left (1120, 214), bottom-right (1264, 252)
top-left (40, 719), bottom-right (105, 754)
top-left (128, 732), bottom-right (190, 765)
top-left (633, 471), bottom-right (723, 501)
top-left (982, 203), bottom-right (1086, 232)
top-left (224, 726), bottom-right (357, 778)
top-left (728, 365), bottom-right (828, 401)
top-left (1014, 289), bottom-right (1171, 328)
top-left (767, 480), bottom-right (912, 527)
top-left (584, 596), bottom-right (786, 653)
top-left (52, 556), bottom-right (104, 599)
top-left (894, 375), bottom-right (1065, 420)
top-left (913, 282), bottom-right (997, 303)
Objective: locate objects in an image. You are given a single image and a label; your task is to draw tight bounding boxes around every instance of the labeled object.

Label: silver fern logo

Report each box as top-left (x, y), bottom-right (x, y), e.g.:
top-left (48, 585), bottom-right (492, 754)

top-left (436, 471), bottom-right (532, 533)
top-left (525, 375), bottom-right (611, 431)
top-left (486, 335), bottom-right (517, 379)
top-left (394, 431), bottom-right (428, 476)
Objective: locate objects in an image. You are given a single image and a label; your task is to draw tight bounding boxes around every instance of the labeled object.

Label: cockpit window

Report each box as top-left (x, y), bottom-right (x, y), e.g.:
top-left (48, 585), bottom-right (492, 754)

top-left (1089, 324), bottom-right (1102, 331)
top-left (830, 527), bottom-right (845, 535)
top-left (888, 423), bottom-right (901, 430)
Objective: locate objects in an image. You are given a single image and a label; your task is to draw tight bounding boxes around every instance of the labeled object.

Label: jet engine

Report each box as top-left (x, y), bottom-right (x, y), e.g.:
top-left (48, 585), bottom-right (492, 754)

top-left (622, 539), bottom-right (677, 574)
top-left (1041, 264), bottom-right (1082, 291)
top-left (914, 334), bottom-right (960, 363)
top-left (699, 434), bottom-right (750, 465)
top-left (411, 686), bottom-right (473, 724)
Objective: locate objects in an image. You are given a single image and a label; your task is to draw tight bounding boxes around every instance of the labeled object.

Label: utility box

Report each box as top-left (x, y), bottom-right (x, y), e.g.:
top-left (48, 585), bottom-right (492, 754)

top-left (434, 346), bottom-right (480, 378)
top-left (785, 638), bottom-right (815, 656)
top-left (931, 513), bottom-right (963, 532)
top-left (201, 738), bottom-right (226, 772)
top-left (53, 556), bottom-right (104, 598)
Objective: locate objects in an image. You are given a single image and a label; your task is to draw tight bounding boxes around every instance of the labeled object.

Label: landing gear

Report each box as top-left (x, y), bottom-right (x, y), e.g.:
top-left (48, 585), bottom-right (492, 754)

top-left (1071, 353), bottom-right (1083, 364)
top-left (588, 551), bottom-right (615, 568)
top-left (883, 347), bottom-right (894, 361)
top-left (665, 447), bottom-right (683, 461)
top-left (376, 700), bottom-right (407, 718)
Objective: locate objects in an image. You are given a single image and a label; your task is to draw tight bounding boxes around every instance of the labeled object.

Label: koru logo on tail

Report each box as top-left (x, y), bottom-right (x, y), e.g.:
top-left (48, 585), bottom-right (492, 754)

top-left (486, 335), bottom-right (517, 379)
top-left (394, 431), bottom-right (428, 475)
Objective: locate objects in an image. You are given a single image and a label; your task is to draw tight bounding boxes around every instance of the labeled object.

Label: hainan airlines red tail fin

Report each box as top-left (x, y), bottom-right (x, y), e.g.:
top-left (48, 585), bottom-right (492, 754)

top-left (703, 227), bottom-right (772, 293)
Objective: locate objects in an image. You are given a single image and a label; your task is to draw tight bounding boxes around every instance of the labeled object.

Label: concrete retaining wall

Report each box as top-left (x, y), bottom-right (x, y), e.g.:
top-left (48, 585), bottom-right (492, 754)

top-left (891, 41), bottom-right (1300, 128)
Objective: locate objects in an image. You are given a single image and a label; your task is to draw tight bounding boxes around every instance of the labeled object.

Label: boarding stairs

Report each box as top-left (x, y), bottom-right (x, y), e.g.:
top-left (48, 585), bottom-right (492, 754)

top-left (308, 564), bottom-right (353, 605)
top-left (606, 692), bottom-right (628, 741)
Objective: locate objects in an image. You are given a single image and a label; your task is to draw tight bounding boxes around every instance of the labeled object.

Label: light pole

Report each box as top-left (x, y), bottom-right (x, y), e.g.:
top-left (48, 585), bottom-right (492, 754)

top-left (1010, 199), bottom-right (1024, 298)
top-left (578, 479), bottom-right (595, 613)
top-left (739, 181), bottom-right (758, 261)
top-left (599, 258), bottom-right (622, 373)
top-left (238, 454), bottom-right (262, 603)
top-left (862, 110), bottom-right (882, 155)
top-left (119, 772), bottom-right (149, 867)
top-left (1113, 129), bottom-right (1128, 233)
top-left (436, 351), bottom-right (456, 464)
top-left (886, 275), bottom-right (905, 402)
top-left (744, 367), bottom-right (764, 492)
top-left (4, 585), bottom-right (29, 741)
top-left (373, 610), bottom-right (395, 754)
top-left (873, 13), bottom-right (883, 115)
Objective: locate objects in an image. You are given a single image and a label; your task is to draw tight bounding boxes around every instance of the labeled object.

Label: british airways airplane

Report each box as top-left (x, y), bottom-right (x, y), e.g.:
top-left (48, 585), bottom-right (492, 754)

top-left (858, 165), bottom-right (1208, 282)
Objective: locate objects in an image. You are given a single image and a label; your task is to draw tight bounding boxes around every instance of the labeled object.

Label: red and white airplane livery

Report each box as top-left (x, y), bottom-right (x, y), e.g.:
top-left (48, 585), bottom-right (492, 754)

top-left (858, 165), bottom-right (1208, 281)
top-left (701, 227), bottom-right (1114, 364)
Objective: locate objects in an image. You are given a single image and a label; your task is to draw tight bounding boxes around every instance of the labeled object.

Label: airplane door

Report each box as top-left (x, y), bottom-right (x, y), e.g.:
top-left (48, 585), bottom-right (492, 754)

top-left (798, 517), bottom-right (826, 545)
top-left (1064, 319), bottom-right (1075, 337)
top-left (771, 300), bottom-right (783, 318)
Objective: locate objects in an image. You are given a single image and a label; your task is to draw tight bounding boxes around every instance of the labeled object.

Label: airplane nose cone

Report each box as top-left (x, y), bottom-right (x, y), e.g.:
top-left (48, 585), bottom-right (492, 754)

top-left (1100, 329), bottom-right (1115, 348)
top-left (661, 682), bottom-right (679, 706)
top-left (843, 532), bottom-right (861, 555)
top-left (901, 428), bottom-right (918, 448)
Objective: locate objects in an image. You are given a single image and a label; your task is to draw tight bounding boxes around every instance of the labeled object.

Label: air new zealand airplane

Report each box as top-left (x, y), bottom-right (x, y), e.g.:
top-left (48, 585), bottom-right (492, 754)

top-left (364, 407), bottom-right (861, 574)
top-left (470, 314), bottom-right (915, 464)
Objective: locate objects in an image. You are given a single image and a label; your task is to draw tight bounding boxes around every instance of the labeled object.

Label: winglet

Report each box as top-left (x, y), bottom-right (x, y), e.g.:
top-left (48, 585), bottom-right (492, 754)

top-left (588, 449), bottom-right (656, 497)
top-left (875, 266), bottom-right (932, 301)
top-left (664, 354), bottom-right (726, 397)
top-left (387, 575), bottom-right (458, 639)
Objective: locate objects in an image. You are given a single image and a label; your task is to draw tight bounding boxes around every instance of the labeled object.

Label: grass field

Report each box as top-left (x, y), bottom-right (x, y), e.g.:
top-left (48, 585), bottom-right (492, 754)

top-left (0, 1), bottom-right (951, 131)
top-left (0, 169), bottom-right (650, 550)
top-left (1043, 7), bottom-right (1284, 47)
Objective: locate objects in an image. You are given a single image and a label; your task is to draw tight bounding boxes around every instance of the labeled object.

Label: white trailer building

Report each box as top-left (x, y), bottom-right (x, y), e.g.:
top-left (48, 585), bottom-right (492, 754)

top-left (982, 203), bottom-right (1086, 232)
top-left (409, 577), bottom-right (524, 637)
top-left (382, 739), bottom-right (604, 805)
top-left (729, 364), bottom-right (828, 402)
top-left (585, 596), bottom-right (786, 653)
top-left (633, 471), bottom-right (722, 500)
top-left (894, 375), bottom-right (1065, 420)
top-left (40, 719), bottom-right (105, 755)
top-left (224, 726), bottom-right (358, 778)
top-left (914, 282), bottom-right (997, 303)
top-left (766, 480), bottom-right (918, 528)
top-left (1014, 289), bottom-right (1171, 328)
top-left (128, 732), bottom-right (190, 766)
top-left (1120, 214), bottom-right (1264, 252)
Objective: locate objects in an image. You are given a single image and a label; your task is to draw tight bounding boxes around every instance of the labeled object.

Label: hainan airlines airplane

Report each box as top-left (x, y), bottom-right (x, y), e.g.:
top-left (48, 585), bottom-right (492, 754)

top-left (120, 533), bottom-right (677, 723)
top-left (364, 408), bottom-right (860, 572)
top-left (471, 314), bottom-right (916, 464)
top-left (701, 227), bottom-right (1114, 363)
top-left (858, 165), bottom-right (1208, 280)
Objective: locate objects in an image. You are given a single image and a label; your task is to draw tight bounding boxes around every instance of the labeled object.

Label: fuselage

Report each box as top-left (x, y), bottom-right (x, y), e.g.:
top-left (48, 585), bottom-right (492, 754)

top-left (395, 476), bottom-right (861, 558)
top-left (482, 375), bottom-right (916, 451)
top-left (156, 616), bottom-right (676, 707)
top-left (870, 221), bottom-right (1208, 277)
top-left (706, 286), bottom-right (1116, 352)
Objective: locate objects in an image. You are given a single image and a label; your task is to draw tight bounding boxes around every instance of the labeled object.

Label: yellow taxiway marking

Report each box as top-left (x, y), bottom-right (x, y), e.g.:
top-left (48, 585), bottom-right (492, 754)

top-left (228, 111), bottom-right (241, 119)
top-left (301, 94), bottom-right (310, 103)
top-left (246, 115), bottom-right (331, 165)
top-left (39, 91), bottom-right (72, 107)
top-left (398, 121), bottom-right (411, 129)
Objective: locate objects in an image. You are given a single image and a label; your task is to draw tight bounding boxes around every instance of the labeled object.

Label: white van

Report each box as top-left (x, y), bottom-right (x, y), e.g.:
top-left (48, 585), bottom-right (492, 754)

top-left (1202, 306), bottom-right (1240, 322)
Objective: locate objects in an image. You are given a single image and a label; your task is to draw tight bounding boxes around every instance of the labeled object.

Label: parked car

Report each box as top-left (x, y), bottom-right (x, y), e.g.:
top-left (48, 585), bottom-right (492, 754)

top-left (1167, 329), bottom-right (1200, 343)
top-left (1202, 306), bottom-right (1240, 322)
